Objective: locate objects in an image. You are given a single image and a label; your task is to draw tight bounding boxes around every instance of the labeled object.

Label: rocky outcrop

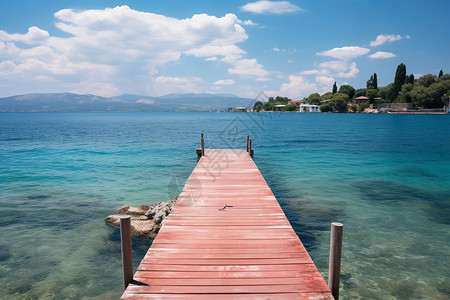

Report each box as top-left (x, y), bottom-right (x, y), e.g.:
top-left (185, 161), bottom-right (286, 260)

top-left (105, 198), bottom-right (177, 238)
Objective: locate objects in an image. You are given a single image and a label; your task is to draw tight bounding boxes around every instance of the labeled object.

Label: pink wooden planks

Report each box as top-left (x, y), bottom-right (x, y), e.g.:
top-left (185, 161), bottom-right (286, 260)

top-left (121, 149), bottom-right (332, 299)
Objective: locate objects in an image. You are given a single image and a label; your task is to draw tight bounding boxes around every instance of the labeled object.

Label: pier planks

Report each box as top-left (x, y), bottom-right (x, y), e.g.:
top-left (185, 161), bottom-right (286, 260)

top-left (121, 149), bottom-right (333, 299)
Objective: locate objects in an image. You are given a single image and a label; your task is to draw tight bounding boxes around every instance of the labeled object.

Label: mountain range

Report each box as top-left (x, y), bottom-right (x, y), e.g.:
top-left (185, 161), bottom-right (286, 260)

top-left (0, 92), bottom-right (255, 112)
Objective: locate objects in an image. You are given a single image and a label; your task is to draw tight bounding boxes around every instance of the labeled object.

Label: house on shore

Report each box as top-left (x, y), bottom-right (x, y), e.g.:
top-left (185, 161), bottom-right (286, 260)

top-left (288, 100), bottom-right (303, 107)
top-left (353, 96), bottom-right (370, 105)
top-left (273, 104), bottom-right (286, 111)
top-left (320, 99), bottom-right (332, 105)
top-left (300, 104), bottom-right (321, 112)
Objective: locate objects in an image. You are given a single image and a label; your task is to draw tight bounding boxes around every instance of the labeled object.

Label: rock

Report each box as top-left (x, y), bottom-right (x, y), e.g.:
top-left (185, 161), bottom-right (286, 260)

top-left (105, 198), bottom-right (177, 239)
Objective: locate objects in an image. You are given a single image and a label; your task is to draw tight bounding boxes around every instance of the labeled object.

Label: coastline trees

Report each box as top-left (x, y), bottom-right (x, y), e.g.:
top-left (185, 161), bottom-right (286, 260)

top-left (396, 73), bottom-right (450, 108)
top-left (338, 85), bottom-right (355, 99)
top-left (253, 65), bottom-right (449, 112)
top-left (306, 93), bottom-right (321, 105)
top-left (253, 101), bottom-right (263, 111)
top-left (320, 93), bottom-right (349, 113)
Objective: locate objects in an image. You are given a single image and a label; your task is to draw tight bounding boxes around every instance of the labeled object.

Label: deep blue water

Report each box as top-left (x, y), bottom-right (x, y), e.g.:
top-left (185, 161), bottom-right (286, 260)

top-left (0, 112), bottom-right (449, 299)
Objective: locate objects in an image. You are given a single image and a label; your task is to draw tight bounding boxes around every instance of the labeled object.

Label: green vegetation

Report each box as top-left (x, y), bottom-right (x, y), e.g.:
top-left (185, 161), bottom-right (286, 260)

top-left (283, 103), bottom-right (298, 111)
top-left (320, 93), bottom-right (349, 113)
top-left (366, 73), bottom-right (378, 89)
top-left (338, 85), bottom-right (355, 99)
top-left (253, 96), bottom-right (294, 111)
top-left (252, 64), bottom-right (449, 112)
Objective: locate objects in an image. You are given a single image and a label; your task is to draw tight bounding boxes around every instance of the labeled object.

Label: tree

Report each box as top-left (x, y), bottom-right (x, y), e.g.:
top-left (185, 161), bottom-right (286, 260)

top-left (306, 93), bottom-right (321, 105)
top-left (378, 84), bottom-right (392, 100)
top-left (405, 74), bottom-right (415, 85)
top-left (439, 69), bottom-right (444, 78)
top-left (331, 93), bottom-right (349, 112)
top-left (355, 88), bottom-right (367, 97)
top-left (387, 63), bottom-right (407, 101)
top-left (262, 102), bottom-right (274, 111)
top-left (397, 83), bottom-right (414, 103)
top-left (331, 99), bottom-right (348, 113)
top-left (321, 92), bottom-right (333, 100)
top-left (253, 101), bottom-right (263, 111)
top-left (366, 89), bottom-right (378, 104)
top-left (332, 82), bottom-right (337, 94)
top-left (283, 103), bottom-right (298, 111)
top-left (416, 74), bottom-right (437, 88)
top-left (338, 85), bottom-right (355, 99)
top-left (320, 103), bottom-right (333, 112)
top-left (366, 73), bottom-right (378, 89)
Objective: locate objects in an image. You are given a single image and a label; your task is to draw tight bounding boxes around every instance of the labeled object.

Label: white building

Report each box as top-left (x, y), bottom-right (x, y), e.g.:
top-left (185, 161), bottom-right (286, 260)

top-left (273, 104), bottom-right (286, 111)
top-left (299, 104), bottom-right (321, 112)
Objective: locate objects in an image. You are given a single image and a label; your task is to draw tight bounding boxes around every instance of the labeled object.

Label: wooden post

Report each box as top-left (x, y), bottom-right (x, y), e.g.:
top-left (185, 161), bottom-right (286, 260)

top-left (201, 133), bottom-right (205, 156)
top-left (328, 222), bottom-right (343, 300)
top-left (246, 135), bottom-right (249, 152)
top-left (249, 138), bottom-right (253, 156)
top-left (120, 217), bottom-right (133, 289)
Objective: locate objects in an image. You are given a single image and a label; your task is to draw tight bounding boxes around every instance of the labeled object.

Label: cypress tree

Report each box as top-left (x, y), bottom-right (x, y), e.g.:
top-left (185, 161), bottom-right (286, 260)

top-left (439, 69), bottom-right (443, 78)
top-left (332, 82), bottom-right (337, 94)
top-left (388, 63), bottom-right (406, 101)
top-left (405, 74), bottom-right (415, 85)
top-left (366, 73), bottom-right (378, 89)
top-left (366, 75), bottom-right (373, 89)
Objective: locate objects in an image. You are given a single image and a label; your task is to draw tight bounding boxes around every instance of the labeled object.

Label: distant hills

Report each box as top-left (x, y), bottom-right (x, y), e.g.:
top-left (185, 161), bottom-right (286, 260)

top-left (0, 92), bottom-right (255, 112)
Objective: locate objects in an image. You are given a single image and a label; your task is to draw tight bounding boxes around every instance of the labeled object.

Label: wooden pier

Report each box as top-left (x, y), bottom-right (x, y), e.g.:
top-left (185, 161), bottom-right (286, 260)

top-left (121, 148), bottom-right (334, 299)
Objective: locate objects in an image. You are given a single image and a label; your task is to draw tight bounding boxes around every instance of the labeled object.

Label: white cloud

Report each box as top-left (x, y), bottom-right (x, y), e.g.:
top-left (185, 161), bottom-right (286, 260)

top-left (317, 46), bottom-right (370, 60)
top-left (315, 76), bottom-right (335, 87)
top-left (337, 62), bottom-right (359, 78)
top-left (153, 76), bottom-right (203, 95)
top-left (267, 75), bottom-right (317, 99)
top-left (368, 51), bottom-right (397, 59)
top-left (300, 70), bottom-right (319, 75)
top-left (0, 26), bottom-right (49, 45)
top-left (204, 56), bottom-right (217, 61)
top-left (0, 6), bottom-right (264, 96)
top-left (370, 34), bottom-right (402, 47)
top-left (300, 69), bottom-right (330, 76)
top-left (319, 60), bottom-right (348, 72)
top-left (243, 20), bottom-right (258, 26)
top-left (213, 79), bottom-right (235, 85)
top-left (241, 1), bottom-right (303, 15)
top-left (273, 47), bottom-right (280, 51)
top-left (228, 58), bottom-right (271, 78)
top-left (185, 45), bottom-right (246, 62)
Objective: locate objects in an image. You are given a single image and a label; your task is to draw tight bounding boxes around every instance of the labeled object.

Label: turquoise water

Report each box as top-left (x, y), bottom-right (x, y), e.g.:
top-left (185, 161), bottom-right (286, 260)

top-left (0, 112), bottom-right (449, 299)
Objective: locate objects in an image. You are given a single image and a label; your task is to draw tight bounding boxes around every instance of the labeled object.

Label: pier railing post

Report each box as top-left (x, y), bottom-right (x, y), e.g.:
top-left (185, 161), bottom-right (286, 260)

top-left (328, 222), bottom-right (343, 300)
top-left (201, 133), bottom-right (205, 156)
top-left (248, 138), bottom-right (253, 156)
top-left (120, 217), bottom-right (133, 289)
top-left (246, 135), bottom-right (249, 152)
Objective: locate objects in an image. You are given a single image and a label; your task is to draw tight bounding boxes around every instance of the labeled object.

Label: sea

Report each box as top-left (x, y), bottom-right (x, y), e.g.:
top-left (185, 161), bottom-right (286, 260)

top-left (0, 112), bottom-right (449, 299)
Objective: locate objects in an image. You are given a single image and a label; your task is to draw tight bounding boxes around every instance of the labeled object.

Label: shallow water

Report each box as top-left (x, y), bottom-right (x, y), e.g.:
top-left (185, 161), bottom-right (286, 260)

top-left (0, 112), bottom-right (449, 299)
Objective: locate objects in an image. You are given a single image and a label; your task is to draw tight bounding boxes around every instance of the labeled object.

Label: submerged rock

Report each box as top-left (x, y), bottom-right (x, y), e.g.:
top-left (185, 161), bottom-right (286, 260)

top-left (105, 197), bottom-right (177, 238)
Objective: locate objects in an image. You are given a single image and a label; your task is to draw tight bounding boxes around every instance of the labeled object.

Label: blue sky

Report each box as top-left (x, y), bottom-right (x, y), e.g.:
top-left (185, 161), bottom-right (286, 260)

top-left (0, 0), bottom-right (449, 99)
